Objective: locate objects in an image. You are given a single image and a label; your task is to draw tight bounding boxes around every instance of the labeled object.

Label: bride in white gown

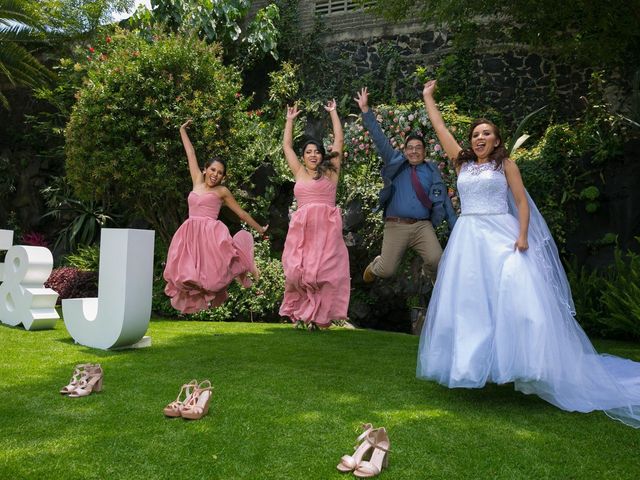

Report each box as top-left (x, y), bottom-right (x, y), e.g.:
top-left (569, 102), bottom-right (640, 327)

top-left (417, 80), bottom-right (640, 427)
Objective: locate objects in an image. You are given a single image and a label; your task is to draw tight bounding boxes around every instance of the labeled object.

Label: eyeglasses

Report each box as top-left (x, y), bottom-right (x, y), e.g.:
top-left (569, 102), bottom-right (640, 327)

top-left (405, 145), bottom-right (424, 152)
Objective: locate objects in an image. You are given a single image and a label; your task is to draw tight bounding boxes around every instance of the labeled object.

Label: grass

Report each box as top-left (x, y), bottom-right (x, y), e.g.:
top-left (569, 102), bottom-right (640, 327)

top-left (1, 320), bottom-right (639, 479)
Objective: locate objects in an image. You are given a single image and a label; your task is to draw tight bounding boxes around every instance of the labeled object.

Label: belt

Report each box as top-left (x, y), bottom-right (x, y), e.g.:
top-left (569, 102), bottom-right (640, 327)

top-left (385, 216), bottom-right (427, 224)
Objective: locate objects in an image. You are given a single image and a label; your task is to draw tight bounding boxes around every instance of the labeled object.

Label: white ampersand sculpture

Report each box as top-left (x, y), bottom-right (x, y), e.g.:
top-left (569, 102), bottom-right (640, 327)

top-left (0, 229), bottom-right (60, 330)
top-left (62, 228), bottom-right (155, 350)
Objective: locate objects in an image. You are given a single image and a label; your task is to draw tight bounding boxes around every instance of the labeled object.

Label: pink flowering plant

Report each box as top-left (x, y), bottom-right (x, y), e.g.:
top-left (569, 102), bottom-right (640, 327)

top-left (340, 101), bottom-right (471, 249)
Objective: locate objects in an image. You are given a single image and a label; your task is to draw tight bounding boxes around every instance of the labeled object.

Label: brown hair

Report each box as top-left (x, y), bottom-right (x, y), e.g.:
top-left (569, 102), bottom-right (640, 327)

top-left (204, 156), bottom-right (227, 175)
top-left (302, 139), bottom-right (338, 179)
top-left (455, 118), bottom-right (508, 170)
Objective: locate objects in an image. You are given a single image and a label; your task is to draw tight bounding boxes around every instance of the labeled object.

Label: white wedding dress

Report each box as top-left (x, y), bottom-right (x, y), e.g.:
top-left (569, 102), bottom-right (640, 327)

top-left (417, 161), bottom-right (640, 427)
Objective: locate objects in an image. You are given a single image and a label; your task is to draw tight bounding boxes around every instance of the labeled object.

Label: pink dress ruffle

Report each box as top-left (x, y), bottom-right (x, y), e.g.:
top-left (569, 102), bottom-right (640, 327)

top-left (164, 191), bottom-right (256, 314)
top-left (279, 176), bottom-right (350, 327)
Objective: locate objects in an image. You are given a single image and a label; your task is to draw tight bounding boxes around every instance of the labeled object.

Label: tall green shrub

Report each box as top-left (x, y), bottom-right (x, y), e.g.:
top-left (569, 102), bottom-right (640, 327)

top-left (512, 124), bottom-right (581, 248)
top-left (65, 28), bottom-right (251, 244)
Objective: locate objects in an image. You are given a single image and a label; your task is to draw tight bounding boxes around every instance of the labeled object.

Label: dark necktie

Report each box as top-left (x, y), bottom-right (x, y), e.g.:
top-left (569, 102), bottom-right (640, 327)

top-left (411, 165), bottom-right (432, 209)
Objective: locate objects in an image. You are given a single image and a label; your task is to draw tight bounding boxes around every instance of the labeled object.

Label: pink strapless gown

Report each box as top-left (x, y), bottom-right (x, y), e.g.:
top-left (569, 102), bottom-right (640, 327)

top-left (279, 177), bottom-right (350, 327)
top-left (163, 191), bottom-right (256, 314)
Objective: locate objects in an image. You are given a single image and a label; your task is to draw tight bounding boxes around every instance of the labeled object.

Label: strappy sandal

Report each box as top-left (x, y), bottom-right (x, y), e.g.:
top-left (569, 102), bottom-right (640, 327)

top-left (60, 363), bottom-right (96, 395)
top-left (353, 427), bottom-right (391, 478)
top-left (181, 380), bottom-right (213, 420)
top-left (163, 380), bottom-right (198, 417)
top-left (336, 423), bottom-right (377, 473)
top-left (68, 365), bottom-right (104, 397)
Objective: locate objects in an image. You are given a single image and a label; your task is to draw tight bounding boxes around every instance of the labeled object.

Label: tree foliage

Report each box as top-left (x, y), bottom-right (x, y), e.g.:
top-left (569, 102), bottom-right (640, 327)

top-left (0, 0), bottom-right (51, 108)
top-left (29, 0), bottom-right (134, 35)
top-left (131, 0), bottom-right (280, 69)
top-left (362, 0), bottom-right (640, 70)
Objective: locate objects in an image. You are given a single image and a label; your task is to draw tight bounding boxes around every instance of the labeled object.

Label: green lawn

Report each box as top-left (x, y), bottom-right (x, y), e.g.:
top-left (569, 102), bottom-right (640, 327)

top-left (1, 320), bottom-right (639, 479)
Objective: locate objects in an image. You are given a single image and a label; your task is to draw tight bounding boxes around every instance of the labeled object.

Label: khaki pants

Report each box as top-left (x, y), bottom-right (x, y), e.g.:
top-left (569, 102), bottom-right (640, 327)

top-left (369, 220), bottom-right (442, 282)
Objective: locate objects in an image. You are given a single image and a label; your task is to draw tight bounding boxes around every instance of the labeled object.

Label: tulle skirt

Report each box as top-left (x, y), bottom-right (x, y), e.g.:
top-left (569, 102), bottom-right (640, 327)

top-left (417, 213), bottom-right (640, 427)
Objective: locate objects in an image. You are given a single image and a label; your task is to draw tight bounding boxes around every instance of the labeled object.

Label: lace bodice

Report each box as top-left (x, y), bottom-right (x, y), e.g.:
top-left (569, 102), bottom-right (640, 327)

top-left (457, 161), bottom-right (509, 215)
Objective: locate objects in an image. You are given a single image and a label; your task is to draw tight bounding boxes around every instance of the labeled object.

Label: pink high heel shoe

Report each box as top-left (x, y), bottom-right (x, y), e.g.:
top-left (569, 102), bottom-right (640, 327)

top-left (68, 365), bottom-right (104, 398)
top-left (336, 423), bottom-right (377, 473)
top-left (181, 380), bottom-right (213, 420)
top-left (163, 380), bottom-right (198, 417)
top-left (353, 427), bottom-right (390, 478)
top-left (60, 363), bottom-right (97, 395)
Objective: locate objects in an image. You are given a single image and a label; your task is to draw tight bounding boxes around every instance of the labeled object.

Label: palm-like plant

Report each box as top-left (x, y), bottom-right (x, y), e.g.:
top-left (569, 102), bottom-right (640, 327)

top-left (0, 0), bottom-right (51, 109)
top-left (40, 176), bottom-right (119, 253)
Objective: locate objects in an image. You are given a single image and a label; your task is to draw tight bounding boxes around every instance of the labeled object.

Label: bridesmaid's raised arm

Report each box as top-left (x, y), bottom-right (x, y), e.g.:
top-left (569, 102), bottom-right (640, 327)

top-left (180, 119), bottom-right (204, 188)
top-left (325, 99), bottom-right (343, 173)
top-left (283, 105), bottom-right (302, 177)
top-left (218, 186), bottom-right (268, 235)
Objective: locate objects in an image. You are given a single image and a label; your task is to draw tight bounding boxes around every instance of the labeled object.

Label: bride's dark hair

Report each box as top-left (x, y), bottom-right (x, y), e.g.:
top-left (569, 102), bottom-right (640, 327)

top-left (455, 118), bottom-right (509, 170)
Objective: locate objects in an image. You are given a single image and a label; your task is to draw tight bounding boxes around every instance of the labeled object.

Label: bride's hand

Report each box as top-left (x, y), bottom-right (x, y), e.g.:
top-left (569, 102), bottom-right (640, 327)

top-left (514, 235), bottom-right (529, 252)
top-left (423, 80), bottom-right (437, 100)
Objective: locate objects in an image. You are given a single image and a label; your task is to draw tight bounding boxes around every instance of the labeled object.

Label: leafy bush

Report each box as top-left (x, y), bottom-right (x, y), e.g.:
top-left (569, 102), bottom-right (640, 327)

top-left (20, 231), bottom-right (49, 248)
top-left (189, 240), bottom-right (285, 322)
top-left (600, 242), bottom-right (640, 339)
top-left (65, 28), bottom-right (251, 245)
top-left (41, 176), bottom-right (116, 252)
top-left (152, 255), bottom-right (175, 318)
top-left (576, 72), bottom-right (630, 163)
top-left (513, 123), bottom-right (581, 248)
top-left (565, 258), bottom-right (608, 336)
top-left (567, 239), bottom-right (640, 340)
top-left (131, 0), bottom-right (280, 69)
top-left (64, 244), bottom-right (100, 271)
top-left (45, 266), bottom-right (98, 303)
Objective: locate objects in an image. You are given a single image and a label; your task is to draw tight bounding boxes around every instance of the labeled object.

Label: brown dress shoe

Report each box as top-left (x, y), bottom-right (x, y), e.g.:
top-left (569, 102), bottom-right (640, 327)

top-left (363, 263), bottom-right (376, 283)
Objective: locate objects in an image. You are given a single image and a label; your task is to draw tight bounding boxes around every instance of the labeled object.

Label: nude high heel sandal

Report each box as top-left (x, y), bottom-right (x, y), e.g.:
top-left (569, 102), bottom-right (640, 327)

top-left (163, 380), bottom-right (198, 417)
top-left (353, 427), bottom-right (390, 478)
top-left (181, 380), bottom-right (213, 420)
top-left (336, 423), bottom-right (377, 473)
top-left (60, 363), bottom-right (96, 395)
top-left (68, 365), bottom-right (104, 398)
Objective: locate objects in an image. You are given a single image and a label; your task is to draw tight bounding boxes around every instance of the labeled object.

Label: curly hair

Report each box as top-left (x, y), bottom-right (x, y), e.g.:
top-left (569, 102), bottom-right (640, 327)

top-left (455, 118), bottom-right (509, 170)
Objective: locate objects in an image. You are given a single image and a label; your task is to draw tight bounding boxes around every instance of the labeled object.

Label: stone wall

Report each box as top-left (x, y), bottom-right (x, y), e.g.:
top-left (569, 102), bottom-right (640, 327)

top-left (326, 36), bottom-right (593, 120)
top-left (250, 1), bottom-right (598, 120)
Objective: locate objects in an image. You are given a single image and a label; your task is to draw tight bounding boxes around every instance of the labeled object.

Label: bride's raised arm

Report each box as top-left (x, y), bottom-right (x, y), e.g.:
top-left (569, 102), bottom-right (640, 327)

top-left (422, 80), bottom-right (462, 174)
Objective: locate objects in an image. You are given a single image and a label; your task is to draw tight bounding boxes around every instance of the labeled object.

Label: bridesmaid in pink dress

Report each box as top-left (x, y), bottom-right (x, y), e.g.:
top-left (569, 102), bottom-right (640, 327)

top-left (279, 101), bottom-right (350, 329)
top-left (164, 120), bottom-right (268, 314)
